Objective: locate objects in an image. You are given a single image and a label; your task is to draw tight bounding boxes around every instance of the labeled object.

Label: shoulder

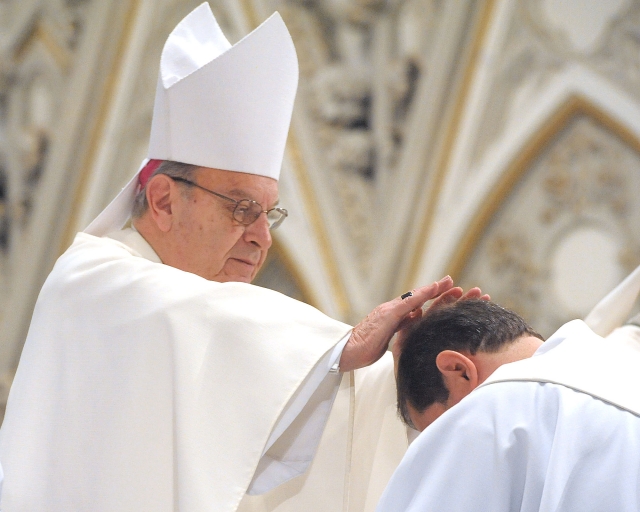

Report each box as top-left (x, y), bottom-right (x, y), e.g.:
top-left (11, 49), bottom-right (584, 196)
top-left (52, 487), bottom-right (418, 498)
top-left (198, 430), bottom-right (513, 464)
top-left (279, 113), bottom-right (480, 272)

top-left (50, 234), bottom-right (350, 333)
top-left (415, 380), bottom-right (634, 457)
top-left (411, 381), bottom-right (569, 453)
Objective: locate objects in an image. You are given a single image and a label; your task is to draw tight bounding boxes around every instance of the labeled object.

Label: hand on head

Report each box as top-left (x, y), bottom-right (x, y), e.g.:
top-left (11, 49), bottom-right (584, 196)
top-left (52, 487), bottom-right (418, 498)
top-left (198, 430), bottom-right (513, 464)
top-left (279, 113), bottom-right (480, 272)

top-left (391, 285), bottom-right (490, 376)
top-left (429, 286), bottom-right (490, 309)
top-left (338, 276), bottom-right (455, 373)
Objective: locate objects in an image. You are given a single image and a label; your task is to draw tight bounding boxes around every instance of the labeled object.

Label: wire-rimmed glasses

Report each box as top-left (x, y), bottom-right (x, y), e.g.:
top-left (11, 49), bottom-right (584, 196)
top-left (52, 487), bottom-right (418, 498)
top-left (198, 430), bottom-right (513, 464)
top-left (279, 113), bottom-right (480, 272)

top-left (170, 176), bottom-right (288, 230)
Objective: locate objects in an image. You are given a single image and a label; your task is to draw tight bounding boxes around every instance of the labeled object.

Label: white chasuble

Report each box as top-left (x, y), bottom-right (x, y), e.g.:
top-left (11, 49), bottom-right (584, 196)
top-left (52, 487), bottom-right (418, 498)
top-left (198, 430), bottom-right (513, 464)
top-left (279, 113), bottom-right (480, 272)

top-left (377, 321), bottom-right (640, 512)
top-left (482, 320), bottom-right (640, 416)
top-left (0, 232), bottom-right (353, 512)
top-left (237, 352), bottom-right (412, 512)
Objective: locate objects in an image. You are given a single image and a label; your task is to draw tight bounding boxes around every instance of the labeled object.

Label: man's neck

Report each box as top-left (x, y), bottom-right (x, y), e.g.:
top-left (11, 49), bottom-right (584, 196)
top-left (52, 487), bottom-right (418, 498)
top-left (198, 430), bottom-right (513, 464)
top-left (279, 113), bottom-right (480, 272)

top-left (469, 335), bottom-right (544, 384)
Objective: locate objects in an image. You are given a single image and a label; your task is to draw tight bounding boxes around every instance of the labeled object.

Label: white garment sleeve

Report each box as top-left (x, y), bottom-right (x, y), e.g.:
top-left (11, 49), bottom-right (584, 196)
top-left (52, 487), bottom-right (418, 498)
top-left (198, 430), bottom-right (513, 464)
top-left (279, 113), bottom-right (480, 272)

top-left (246, 333), bottom-right (350, 495)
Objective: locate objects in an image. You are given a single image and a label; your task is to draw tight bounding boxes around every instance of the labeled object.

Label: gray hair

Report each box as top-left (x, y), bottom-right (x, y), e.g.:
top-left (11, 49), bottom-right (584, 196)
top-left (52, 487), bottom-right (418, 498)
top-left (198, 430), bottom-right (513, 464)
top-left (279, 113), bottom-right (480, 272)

top-left (131, 160), bottom-right (200, 218)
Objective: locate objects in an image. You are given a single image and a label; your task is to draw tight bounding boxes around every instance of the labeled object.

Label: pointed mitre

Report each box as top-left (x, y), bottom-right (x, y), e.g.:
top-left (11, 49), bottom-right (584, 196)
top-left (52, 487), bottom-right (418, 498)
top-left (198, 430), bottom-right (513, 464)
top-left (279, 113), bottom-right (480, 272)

top-left (585, 263), bottom-right (640, 336)
top-left (84, 3), bottom-right (298, 236)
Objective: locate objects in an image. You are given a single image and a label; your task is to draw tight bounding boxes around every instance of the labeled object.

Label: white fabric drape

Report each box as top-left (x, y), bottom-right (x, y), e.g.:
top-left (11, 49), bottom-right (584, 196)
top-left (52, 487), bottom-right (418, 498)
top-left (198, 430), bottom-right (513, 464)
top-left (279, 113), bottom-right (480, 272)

top-left (377, 321), bottom-right (640, 512)
top-left (0, 232), bottom-right (352, 511)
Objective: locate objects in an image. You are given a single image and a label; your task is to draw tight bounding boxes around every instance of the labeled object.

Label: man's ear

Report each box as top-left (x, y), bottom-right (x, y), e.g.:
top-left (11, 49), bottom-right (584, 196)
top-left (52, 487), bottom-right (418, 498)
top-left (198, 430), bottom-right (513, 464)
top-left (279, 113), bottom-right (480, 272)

top-left (435, 350), bottom-right (479, 406)
top-left (145, 175), bottom-right (176, 233)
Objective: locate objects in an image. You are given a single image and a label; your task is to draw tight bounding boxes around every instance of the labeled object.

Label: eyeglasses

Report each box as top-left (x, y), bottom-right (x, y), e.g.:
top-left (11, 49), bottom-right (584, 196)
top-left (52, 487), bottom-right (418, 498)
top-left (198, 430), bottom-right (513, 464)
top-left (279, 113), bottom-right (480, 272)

top-left (170, 176), bottom-right (288, 230)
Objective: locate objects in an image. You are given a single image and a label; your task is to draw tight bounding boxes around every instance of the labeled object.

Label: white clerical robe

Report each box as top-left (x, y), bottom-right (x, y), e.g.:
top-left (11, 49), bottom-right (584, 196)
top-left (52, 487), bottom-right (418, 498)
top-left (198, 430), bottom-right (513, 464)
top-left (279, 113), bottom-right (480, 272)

top-left (1, 229), bottom-right (410, 512)
top-left (238, 348), bottom-right (413, 512)
top-left (0, 230), bottom-right (355, 511)
top-left (377, 321), bottom-right (640, 512)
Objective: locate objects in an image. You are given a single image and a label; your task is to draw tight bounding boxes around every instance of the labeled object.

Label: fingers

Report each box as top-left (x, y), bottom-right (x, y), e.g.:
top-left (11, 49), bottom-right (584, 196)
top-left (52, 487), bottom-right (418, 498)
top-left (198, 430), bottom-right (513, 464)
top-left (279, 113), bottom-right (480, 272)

top-left (342, 276), bottom-right (484, 372)
top-left (429, 287), bottom-right (463, 309)
top-left (393, 276), bottom-right (455, 337)
top-left (396, 307), bottom-right (424, 332)
top-left (424, 285), bottom-right (492, 317)
top-left (460, 287), bottom-right (490, 301)
top-left (461, 287), bottom-right (482, 300)
top-left (399, 276), bottom-right (454, 310)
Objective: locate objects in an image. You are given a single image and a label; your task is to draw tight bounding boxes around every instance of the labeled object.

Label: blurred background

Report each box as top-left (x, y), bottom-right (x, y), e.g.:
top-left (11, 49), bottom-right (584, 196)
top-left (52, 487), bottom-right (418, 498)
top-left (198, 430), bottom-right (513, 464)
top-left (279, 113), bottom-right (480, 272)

top-left (1, 0), bottom-right (640, 420)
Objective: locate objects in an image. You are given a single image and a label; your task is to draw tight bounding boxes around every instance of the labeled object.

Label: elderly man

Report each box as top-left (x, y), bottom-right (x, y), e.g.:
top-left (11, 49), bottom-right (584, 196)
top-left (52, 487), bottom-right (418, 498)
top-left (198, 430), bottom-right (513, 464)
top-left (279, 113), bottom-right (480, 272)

top-left (378, 296), bottom-right (640, 512)
top-left (0, 4), bottom-right (461, 511)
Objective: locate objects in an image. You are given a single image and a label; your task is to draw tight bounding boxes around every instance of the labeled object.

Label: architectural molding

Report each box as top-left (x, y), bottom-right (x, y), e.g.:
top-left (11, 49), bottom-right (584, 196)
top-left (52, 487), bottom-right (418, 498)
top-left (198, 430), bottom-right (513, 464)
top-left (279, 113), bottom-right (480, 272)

top-left (449, 95), bottom-right (640, 278)
top-left (0, 0), bottom-right (134, 374)
top-left (398, 0), bottom-right (496, 294)
top-left (448, 95), bottom-right (640, 335)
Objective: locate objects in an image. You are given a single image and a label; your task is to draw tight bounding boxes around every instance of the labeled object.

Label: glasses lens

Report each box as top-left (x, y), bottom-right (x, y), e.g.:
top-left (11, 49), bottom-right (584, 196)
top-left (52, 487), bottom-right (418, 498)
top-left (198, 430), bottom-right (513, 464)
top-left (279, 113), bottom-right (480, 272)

top-left (267, 208), bottom-right (287, 230)
top-left (234, 200), bottom-right (262, 225)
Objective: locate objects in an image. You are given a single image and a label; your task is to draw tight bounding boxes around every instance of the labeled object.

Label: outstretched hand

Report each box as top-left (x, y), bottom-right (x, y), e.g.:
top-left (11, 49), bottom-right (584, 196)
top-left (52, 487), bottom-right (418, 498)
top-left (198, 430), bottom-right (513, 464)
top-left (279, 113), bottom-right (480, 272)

top-left (338, 276), bottom-right (454, 372)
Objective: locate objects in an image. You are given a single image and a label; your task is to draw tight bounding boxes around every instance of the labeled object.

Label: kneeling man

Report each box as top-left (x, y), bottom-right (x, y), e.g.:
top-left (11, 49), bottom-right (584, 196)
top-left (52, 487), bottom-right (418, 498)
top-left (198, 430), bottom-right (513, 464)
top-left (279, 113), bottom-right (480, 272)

top-left (379, 299), bottom-right (640, 512)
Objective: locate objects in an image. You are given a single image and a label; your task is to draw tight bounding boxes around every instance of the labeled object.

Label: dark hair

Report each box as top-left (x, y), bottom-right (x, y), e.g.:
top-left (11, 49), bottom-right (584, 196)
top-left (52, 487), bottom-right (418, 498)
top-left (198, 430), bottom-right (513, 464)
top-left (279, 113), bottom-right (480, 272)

top-left (396, 299), bottom-right (543, 427)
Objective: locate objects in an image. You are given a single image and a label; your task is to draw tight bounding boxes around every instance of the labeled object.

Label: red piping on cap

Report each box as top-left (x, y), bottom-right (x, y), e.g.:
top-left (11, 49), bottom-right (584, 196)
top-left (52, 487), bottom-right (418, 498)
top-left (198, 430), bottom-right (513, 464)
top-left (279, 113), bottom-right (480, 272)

top-left (138, 159), bottom-right (163, 188)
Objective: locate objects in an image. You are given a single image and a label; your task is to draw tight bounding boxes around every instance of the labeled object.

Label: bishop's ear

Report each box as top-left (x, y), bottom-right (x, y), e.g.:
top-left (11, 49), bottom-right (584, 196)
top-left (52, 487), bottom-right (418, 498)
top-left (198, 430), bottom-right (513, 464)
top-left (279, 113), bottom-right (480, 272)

top-left (145, 174), bottom-right (175, 232)
top-left (435, 350), bottom-right (479, 406)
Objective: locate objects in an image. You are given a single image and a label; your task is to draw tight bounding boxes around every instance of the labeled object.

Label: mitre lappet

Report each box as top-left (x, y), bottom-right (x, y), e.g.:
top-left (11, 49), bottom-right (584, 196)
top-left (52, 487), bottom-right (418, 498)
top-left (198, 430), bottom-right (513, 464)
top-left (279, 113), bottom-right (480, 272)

top-left (585, 262), bottom-right (640, 336)
top-left (85, 2), bottom-right (299, 237)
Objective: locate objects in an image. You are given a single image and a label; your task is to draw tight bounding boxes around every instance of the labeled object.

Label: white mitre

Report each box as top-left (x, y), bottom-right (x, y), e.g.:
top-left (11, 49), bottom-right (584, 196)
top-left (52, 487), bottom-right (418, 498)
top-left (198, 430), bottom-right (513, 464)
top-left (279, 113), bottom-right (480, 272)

top-left (585, 263), bottom-right (640, 336)
top-left (84, 2), bottom-right (298, 237)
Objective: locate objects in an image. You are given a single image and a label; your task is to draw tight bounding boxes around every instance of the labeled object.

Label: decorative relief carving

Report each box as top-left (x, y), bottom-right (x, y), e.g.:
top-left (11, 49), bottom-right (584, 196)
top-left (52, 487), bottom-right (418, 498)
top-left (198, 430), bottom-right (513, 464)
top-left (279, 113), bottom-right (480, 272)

top-left (593, 1), bottom-right (640, 103)
top-left (271, 0), bottom-right (441, 270)
top-left (485, 232), bottom-right (542, 318)
top-left (540, 118), bottom-right (629, 223)
top-left (460, 115), bottom-right (640, 337)
top-left (286, 0), bottom-right (430, 178)
top-left (0, 0), bottom-right (92, 402)
top-left (471, 1), bottom-right (564, 165)
top-left (0, 0), bottom-right (92, 248)
top-left (472, 0), bottom-right (640, 167)
top-left (312, 63), bottom-right (373, 176)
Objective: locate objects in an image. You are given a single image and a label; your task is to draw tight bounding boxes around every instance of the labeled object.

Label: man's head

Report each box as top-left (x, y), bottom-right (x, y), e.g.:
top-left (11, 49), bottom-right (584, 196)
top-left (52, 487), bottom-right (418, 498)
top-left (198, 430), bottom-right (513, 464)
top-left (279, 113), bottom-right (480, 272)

top-left (397, 299), bottom-right (543, 431)
top-left (83, 7), bottom-right (299, 253)
top-left (132, 160), bottom-right (281, 283)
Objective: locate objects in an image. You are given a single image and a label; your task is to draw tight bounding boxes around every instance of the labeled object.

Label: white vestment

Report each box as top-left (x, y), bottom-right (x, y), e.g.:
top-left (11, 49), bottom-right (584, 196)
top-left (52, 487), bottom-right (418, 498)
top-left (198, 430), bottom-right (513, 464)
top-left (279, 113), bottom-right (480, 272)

top-left (0, 230), bottom-right (355, 511)
top-left (377, 321), bottom-right (640, 512)
top-left (238, 349), bottom-right (413, 512)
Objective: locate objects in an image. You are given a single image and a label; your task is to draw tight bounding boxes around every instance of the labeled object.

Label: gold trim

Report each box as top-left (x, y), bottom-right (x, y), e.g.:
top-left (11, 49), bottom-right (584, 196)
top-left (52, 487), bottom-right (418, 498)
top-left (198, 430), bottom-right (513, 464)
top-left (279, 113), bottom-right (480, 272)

top-left (401, 0), bottom-right (496, 293)
top-left (15, 22), bottom-right (73, 70)
top-left (236, 0), bottom-right (351, 317)
top-left (446, 95), bottom-right (640, 279)
top-left (287, 133), bottom-right (352, 318)
top-left (238, 0), bottom-right (261, 29)
top-left (60, 0), bottom-right (142, 253)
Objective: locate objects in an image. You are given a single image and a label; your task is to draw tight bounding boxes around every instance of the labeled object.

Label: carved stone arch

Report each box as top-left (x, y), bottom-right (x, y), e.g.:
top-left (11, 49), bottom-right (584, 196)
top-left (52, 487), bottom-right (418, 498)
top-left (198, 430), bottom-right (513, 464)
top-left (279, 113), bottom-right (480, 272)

top-left (448, 95), bottom-right (640, 336)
